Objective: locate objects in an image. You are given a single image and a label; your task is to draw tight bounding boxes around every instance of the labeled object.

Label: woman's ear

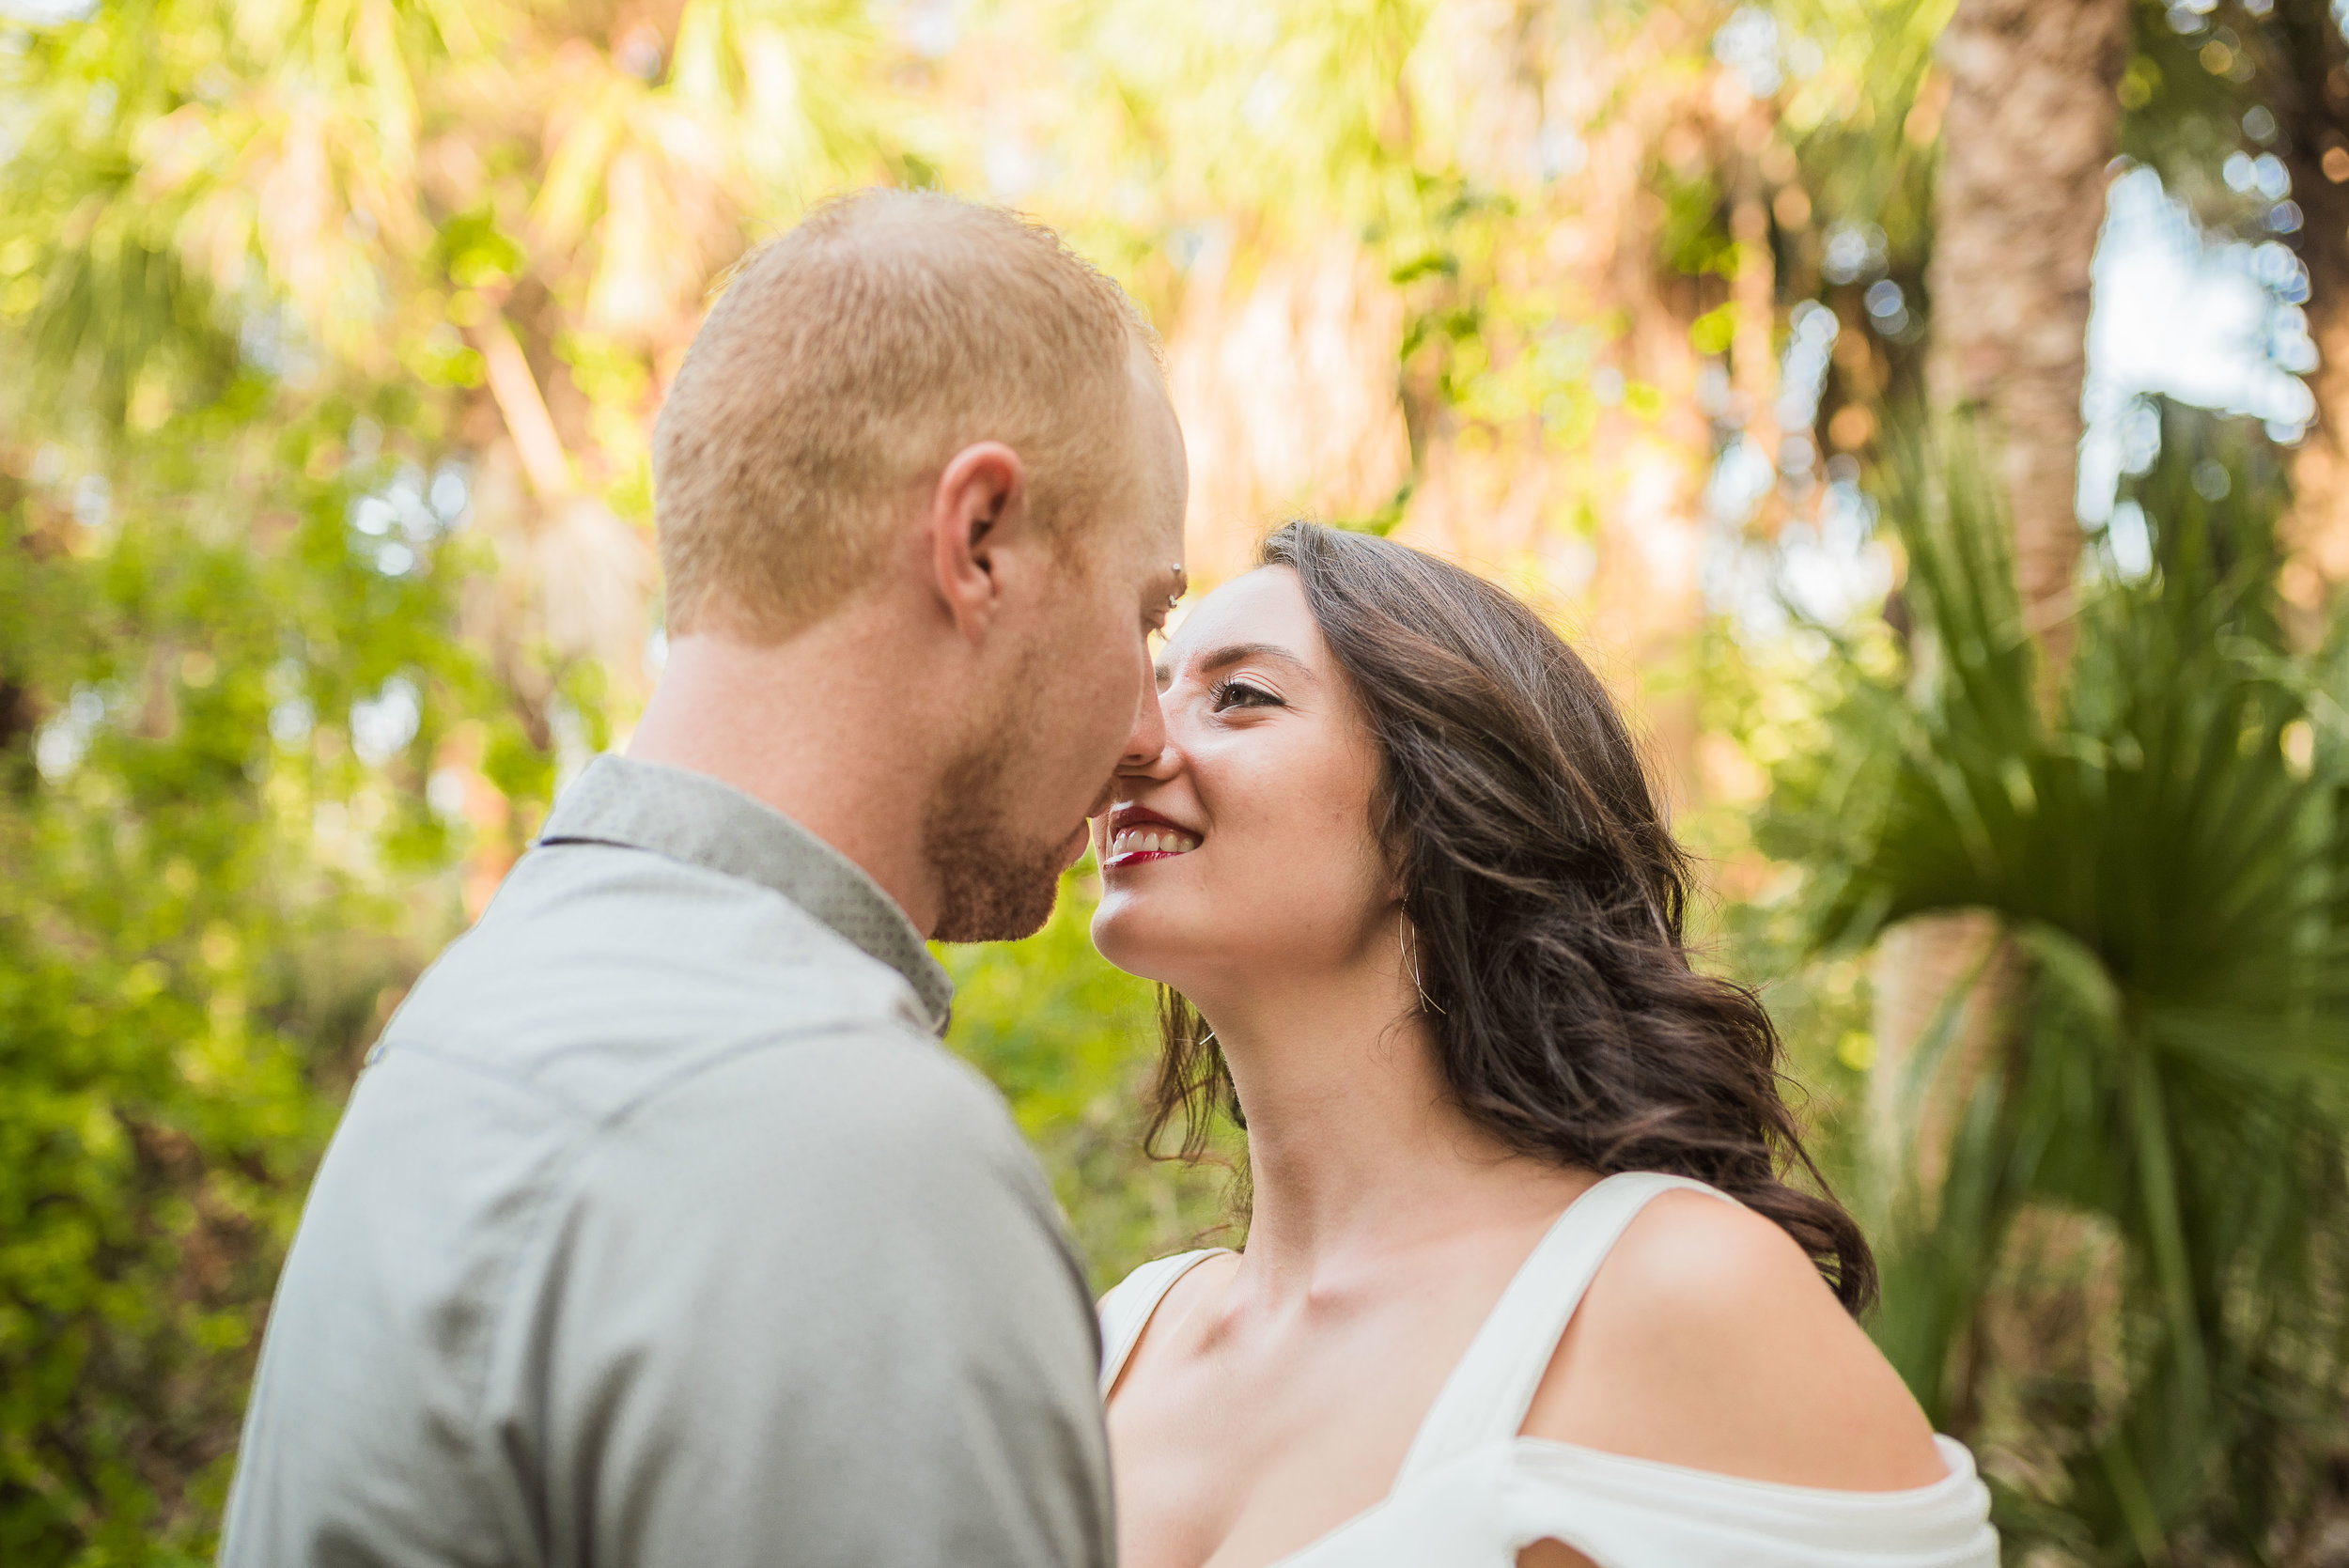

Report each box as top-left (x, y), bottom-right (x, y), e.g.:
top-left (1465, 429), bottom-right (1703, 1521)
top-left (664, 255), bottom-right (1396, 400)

top-left (927, 441), bottom-right (1027, 641)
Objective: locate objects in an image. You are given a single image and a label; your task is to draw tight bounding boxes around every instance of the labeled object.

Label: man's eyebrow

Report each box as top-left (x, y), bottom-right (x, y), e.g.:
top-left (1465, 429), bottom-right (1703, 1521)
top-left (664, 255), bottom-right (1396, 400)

top-left (1156, 641), bottom-right (1308, 687)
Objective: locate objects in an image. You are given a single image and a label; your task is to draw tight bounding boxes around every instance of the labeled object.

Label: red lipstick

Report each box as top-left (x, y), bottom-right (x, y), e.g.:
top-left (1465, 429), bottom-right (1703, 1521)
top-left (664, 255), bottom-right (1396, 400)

top-left (1101, 805), bottom-right (1204, 869)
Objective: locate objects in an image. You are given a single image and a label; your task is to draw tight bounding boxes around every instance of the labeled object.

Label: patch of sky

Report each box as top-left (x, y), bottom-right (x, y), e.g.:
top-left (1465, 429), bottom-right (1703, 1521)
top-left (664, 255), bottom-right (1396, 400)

top-left (1774, 303), bottom-right (1839, 498)
top-left (1696, 362), bottom-right (1735, 422)
top-left (1704, 435), bottom-right (1777, 526)
top-left (429, 461), bottom-right (471, 525)
top-left (268, 657), bottom-right (316, 747)
top-left (350, 675), bottom-right (421, 767)
top-left (1536, 120), bottom-right (1587, 182)
top-left (239, 302), bottom-right (318, 381)
top-left (1703, 457), bottom-right (1890, 641)
top-left (2105, 500), bottom-right (2155, 580)
top-left (1242, 69), bottom-right (1292, 133)
top-left (70, 472), bottom-right (109, 529)
top-left (426, 768), bottom-right (468, 821)
top-left (868, 0), bottom-right (957, 60)
top-left (1778, 480), bottom-right (1890, 627)
top-left (548, 695), bottom-right (591, 794)
top-left (1712, 8), bottom-right (1782, 100)
top-left (1705, 162), bottom-right (2311, 638)
top-left (0, 0), bottom-right (96, 22)
top-left (983, 133), bottom-right (1043, 202)
top-left (1821, 223), bottom-right (1888, 287)
top-left (349, 460), bottom-right (462, 576)
top-left (1167, 220), bottom-right (1232, 276)
top-left (615, 29), bottom-right (663, 81)
top-left (2078, 165), bottom-right (2315, 524)
top-left (1776, 302), bottom-right (1838, 432)
top-left (2224, 148), bottom-right (2299, 234)
top-left (1862, 278), bottom-right (1909, 337)
top-left (33, 684), bottom-right (108, 780)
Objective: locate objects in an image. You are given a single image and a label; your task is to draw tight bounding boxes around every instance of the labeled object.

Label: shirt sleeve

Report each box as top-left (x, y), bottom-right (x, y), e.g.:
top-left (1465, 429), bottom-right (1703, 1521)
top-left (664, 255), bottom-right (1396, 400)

top-left (482, 1027), bottom-right (1114, 1568)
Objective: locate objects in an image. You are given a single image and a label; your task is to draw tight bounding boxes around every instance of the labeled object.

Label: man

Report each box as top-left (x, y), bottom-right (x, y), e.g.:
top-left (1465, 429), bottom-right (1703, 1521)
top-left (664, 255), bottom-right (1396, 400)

top-left (221, 190), bottom-right (1189, 1567)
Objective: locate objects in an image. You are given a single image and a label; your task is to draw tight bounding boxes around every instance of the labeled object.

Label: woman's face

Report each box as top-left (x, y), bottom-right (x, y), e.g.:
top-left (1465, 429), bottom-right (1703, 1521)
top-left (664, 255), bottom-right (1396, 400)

top-left (1090, 566), bottom-right (1394, 994)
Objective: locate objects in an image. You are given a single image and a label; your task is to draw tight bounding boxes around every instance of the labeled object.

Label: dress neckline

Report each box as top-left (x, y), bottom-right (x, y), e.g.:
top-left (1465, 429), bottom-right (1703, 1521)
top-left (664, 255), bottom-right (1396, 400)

top-left (1101, 1172), bottom-right (1712, 1465)
top-left (1100, 1172), bottom-right (1974, 1568)
top-left (1396, 1171), bottom-right (1766, 1483)
top-left (1099, 1246), bottom-right (1232, 1398)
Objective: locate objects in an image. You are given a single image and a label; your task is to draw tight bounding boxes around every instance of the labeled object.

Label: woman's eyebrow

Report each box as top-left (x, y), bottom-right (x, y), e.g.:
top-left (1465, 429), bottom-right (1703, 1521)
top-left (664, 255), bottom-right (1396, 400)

top-left (1157, 641), bottom-right (1309, 689)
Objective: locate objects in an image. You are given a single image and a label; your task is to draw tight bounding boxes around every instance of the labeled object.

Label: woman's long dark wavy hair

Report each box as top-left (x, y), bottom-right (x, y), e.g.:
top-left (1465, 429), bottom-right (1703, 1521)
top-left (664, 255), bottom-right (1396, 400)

top-left (1147, 521), bottom-right (1876, 1312)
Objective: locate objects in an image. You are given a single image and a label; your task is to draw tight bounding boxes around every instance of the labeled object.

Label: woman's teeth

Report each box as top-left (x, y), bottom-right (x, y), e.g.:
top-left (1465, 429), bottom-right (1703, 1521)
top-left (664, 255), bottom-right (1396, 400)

top-left (1111, 826), bottom-right (1202, 857)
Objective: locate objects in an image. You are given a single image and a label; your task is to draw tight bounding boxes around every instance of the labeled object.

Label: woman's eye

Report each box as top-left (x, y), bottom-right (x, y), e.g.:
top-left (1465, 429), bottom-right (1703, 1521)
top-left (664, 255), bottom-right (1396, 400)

top-left (1211, 678), bottom-right (1283, 711)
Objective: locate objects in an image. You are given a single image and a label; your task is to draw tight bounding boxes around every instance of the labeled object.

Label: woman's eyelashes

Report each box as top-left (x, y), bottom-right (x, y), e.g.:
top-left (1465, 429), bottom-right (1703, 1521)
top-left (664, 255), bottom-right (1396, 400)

top-left (1209, 676), bottom-right (1285, 712)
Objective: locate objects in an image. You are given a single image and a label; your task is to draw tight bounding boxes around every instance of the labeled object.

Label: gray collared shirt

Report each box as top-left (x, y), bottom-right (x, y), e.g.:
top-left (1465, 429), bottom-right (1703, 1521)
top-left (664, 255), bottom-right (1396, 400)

top-left (221, 755), bottom-right (1113, 1568)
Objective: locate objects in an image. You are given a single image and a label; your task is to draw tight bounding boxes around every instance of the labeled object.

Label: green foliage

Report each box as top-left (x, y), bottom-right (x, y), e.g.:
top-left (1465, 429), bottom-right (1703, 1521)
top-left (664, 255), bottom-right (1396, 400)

top-left (0, 386), bottom-right (524, 1558)
top-left (941, 866), bottom-right (1240, 1292)
top-left (2115, 0), bottom-right (2294, 208)
top-left (1758, 409), bottom-right (2349, 1560)
top-left (4, 0), bottom-right (2344, 1560)
top-left (1774, 0), bottom-right (1952, 261)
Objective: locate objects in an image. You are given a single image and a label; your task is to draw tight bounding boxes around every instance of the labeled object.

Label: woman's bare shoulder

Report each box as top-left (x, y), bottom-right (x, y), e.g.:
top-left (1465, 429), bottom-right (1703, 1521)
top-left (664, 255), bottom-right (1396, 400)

top-left (1103, 1249), bottom-right (1242, 1397)
top-left (1519, 1188), bottom-right (1949, 1491)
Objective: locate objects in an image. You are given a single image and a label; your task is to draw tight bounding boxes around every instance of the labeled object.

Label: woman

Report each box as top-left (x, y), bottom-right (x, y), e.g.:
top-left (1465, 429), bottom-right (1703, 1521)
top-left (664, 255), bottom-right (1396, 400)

top-left (1089, 523), bottom-right (1996, 1568)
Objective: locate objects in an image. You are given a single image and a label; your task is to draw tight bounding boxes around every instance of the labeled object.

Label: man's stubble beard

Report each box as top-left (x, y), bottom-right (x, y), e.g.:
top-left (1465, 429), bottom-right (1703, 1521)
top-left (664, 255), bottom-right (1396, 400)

top-left (923, 642), bottom-right (1081, 943)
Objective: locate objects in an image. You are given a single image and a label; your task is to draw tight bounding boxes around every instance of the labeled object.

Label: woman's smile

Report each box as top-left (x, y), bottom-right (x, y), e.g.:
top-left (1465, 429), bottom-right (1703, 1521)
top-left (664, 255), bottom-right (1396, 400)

top-left (1103, 806), bottom-right (1205, 868)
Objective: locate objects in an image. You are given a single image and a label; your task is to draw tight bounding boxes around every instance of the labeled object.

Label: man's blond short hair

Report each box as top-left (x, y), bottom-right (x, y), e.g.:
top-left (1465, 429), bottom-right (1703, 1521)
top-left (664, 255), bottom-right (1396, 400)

top-left (652, 190), bottom-right (1154, 641)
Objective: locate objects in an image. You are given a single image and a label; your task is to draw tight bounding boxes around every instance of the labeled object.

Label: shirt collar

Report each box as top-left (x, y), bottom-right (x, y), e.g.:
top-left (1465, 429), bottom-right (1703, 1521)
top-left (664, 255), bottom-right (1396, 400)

top-left (537, 753), bottom-right (954, 1032)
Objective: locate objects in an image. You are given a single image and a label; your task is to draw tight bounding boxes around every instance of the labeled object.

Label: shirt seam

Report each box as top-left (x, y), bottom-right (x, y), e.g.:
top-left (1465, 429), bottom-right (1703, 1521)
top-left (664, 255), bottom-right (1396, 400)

top-left (382, 1014), bottom-right (942, 1135)
top-left (532, 757), bottom-right (955, 1025)
top-left (522, 837), bottom-right (952, 1032)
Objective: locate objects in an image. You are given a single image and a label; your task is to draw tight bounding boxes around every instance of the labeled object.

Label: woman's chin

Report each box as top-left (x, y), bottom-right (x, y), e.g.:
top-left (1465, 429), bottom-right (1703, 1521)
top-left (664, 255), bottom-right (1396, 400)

top-left (1088, 902), bottom-right (1189, 986)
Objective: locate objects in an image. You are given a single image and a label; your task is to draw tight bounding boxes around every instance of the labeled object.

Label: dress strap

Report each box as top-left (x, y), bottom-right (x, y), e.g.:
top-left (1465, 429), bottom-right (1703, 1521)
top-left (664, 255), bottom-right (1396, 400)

top-left (1097, 1249), bottom-right (1229, 1398)
top-left (1392, 1172), bottom-right (1740, 1487)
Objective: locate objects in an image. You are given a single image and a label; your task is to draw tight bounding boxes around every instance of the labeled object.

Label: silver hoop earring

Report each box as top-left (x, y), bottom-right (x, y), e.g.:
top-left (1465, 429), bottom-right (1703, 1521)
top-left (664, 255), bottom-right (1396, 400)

top-left (1400, 913), bottom-right (1445, 1017)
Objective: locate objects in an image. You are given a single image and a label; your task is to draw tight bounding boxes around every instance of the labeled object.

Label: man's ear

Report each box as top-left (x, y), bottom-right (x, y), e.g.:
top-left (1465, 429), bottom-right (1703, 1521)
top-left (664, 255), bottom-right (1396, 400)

top-left (927, 441), bottom-right (1027, 642)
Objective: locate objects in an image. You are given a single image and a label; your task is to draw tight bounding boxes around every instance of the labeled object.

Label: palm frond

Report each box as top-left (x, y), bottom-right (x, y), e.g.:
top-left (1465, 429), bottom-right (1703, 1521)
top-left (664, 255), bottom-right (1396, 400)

top-left (1761, 402), bottom-right (2349, 1559)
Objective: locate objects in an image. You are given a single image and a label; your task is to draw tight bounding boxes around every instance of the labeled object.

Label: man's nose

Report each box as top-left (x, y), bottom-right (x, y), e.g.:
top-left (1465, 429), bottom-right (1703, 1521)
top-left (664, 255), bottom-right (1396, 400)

top-left (1119, 676), bottom-right (1172, 774)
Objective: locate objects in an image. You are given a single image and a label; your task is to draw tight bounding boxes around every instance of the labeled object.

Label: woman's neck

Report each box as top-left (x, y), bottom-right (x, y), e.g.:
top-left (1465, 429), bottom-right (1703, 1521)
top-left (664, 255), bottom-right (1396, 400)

top-left (1200, 939), bottom-right (1587, 1296)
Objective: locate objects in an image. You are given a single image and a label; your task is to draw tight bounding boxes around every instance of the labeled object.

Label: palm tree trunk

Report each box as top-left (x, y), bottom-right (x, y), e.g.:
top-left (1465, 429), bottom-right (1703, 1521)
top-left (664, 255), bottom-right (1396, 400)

top-left (1926, 0), bottom-right (2130, 676)
top-left (1874, 0), bottom-right (2128, 1287)
top-left (2271, 1), bottom-right (2349, 632)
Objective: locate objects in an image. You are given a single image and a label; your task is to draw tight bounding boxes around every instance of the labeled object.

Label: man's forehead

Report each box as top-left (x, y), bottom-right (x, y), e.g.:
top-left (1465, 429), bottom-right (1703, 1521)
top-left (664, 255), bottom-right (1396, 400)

top-left (1128, 364), bottom-right (1188, 518)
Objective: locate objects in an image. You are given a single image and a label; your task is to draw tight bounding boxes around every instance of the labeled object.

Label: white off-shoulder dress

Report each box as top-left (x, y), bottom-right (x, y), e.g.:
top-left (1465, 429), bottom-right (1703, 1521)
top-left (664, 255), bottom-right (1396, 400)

top-left (1097, 1172), bottom-right (1999, 1568)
